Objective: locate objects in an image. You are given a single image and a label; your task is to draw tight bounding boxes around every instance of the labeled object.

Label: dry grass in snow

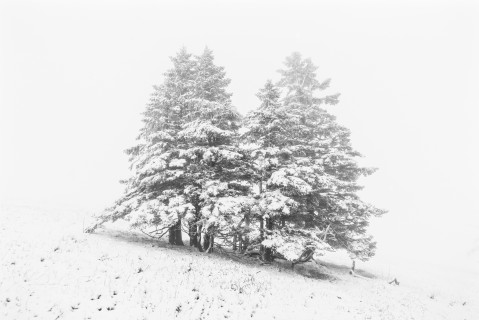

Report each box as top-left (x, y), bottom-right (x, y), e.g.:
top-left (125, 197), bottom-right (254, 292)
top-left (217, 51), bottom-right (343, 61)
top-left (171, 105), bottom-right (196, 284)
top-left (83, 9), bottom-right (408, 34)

top-left (1, 204), bottom-right (478, 319)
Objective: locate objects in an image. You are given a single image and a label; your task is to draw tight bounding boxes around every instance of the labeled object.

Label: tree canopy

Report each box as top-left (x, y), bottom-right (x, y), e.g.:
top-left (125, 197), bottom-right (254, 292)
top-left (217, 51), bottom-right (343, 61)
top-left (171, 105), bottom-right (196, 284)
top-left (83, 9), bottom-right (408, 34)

top-left (89, 49), bottom-right (386, 265)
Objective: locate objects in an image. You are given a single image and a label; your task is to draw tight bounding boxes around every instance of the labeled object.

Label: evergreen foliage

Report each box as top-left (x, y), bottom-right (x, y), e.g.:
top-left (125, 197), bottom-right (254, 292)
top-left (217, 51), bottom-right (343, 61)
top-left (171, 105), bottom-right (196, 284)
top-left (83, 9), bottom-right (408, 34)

top-left (243, 52), bottom-right (385, 262)
top-left (89, 49), bottom-right (385, 265)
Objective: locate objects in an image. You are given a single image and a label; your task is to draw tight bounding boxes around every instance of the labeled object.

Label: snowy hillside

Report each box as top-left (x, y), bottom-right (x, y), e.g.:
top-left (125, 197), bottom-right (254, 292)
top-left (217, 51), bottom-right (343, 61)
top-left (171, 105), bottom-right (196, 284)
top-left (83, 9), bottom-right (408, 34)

top-left (1, 204), bottom-right (477, 320)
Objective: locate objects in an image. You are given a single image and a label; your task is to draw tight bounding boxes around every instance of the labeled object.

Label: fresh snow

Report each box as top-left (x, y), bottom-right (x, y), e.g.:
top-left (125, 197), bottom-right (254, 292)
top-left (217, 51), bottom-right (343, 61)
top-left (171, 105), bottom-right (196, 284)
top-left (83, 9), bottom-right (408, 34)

top-left (1, 203), bottom-right (477, 320)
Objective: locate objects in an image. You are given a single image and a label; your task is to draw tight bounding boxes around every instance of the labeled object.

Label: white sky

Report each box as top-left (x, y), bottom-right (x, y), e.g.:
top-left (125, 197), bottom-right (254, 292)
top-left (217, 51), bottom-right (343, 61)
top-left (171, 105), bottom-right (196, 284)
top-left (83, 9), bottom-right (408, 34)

top-left (1, 0), bottom-right (478, 267)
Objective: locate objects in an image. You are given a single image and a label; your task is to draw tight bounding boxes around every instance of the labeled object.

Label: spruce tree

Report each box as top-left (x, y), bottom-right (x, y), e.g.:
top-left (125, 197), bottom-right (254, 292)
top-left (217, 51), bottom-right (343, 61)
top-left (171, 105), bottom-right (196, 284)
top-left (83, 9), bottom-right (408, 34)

top-left (178, 48), bottom-right (253, 253)
top-left (87, 48), bottom-right (198, 245)
top-left (88, 48), bottom-right (251, 254)
top-left (276, 52), bottom-right (386, 262)
top-left (242, 80), bottom-right (297, 261)
top-left (244, 53), bottom-right (385, 263)
top-left (87, 49), bottom-right (385, 265)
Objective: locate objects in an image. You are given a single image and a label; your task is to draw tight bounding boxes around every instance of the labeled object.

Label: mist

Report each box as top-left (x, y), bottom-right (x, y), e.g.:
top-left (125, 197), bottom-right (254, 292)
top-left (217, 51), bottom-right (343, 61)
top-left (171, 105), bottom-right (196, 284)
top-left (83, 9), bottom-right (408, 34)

top-left (1, 0), bottom-right (478, 270)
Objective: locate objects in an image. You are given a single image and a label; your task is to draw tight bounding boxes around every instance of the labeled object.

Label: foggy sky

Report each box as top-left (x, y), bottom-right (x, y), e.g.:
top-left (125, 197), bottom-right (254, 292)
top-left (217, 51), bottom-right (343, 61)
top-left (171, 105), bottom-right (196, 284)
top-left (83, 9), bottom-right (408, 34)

top-left (1, 0), bottom-right (478, 268)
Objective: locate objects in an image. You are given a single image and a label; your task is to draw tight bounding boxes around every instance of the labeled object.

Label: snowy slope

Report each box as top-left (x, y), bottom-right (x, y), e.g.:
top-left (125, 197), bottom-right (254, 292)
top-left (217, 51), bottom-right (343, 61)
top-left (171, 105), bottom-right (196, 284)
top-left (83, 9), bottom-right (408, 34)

top-left (1, 204), bottom-right (477, 320)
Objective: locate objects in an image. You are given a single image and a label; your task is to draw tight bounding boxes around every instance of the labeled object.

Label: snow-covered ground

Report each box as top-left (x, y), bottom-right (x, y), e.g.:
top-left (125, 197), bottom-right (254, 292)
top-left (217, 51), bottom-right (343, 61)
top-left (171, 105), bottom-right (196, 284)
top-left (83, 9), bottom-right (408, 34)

top-left (1, 203), bottom-right (478, 319)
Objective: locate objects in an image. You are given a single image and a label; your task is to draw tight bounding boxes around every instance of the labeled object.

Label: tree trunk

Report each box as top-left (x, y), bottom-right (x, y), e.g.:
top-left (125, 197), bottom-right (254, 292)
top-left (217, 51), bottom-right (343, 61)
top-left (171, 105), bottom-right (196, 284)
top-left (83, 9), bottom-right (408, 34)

top-left (260, 217), bottom-right (270, 261)
top-left (168, 226), bottom-right (176, 245)
top-left (168, 219), bottom-right (184, 246)
top-left (232, 234), bottom-right (237, 251)
top-left (190, 199), bottom-right (201, 247)
top-left (258, 178), bottom-right (270, 260)
top-left (203, 233), bottom-right (210, 252)
top-left (189, 222), bottom-right (197, 247)
top-left (262, 217), bottom-right (273, 262)
top-left (175, 218), bottom-right (184, 246)
top-left (196, 225), bottom-right (204, 252)
top-left (206, 234), bottom-right (214, 253)
top-left (238, 235), bottom-right (243, 253)
top-left (260, 217), bottom-right (264, 241)
top-left (242, 214), bottom-right (250, 253)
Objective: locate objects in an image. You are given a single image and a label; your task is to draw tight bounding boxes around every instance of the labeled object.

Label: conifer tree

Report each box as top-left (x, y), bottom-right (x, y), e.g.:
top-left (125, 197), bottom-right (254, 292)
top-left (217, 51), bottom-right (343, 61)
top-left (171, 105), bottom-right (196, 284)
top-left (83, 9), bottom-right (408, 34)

top-left (244, 53), bottom-right (385, 263)
top-left (87, 48), bottom-right (198, 245)
top-left (88, 48), bottom-right (251, 254)
top-left (194, 47), bottom-right (232, 104)
top-left (87, 49), bottom-right (385, 265)
top-left (242, 80), bottom-right (296, 261)
top-left (178, 48), bottom-right (253, 252)
top-left (276, 52), bottom-right (386, 262)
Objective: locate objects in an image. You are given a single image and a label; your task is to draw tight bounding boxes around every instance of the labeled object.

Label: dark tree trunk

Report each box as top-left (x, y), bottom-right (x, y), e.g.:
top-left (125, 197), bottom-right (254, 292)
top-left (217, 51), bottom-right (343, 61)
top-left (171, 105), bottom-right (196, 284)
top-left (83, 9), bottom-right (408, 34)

top-left (259, 217), bottom-right (264, 241)
top-left (168, 219), bottom-right (184, 246)
top-left (175, 218), bottom-right (184, 246)
top-left (168, 226), bottom-right (176, 245)
top-left (196, 225), bottom-right (204, 252)
top-left (203, 234), bottom-right (210, 252)
top-left (232, 234), bottom-right (237, 251)
top-left (189, 222), bottom-right (197, 247)
top-left (189, 201), bottom-right (201, 247)
top-left (262, 217), bottom-right (273, 262)
top-left (206, 234), bottom-right (214, 253)
top-left (259, 218), bottom-right (264, 253)
top-left (242, 214), bottom-right (250, 253)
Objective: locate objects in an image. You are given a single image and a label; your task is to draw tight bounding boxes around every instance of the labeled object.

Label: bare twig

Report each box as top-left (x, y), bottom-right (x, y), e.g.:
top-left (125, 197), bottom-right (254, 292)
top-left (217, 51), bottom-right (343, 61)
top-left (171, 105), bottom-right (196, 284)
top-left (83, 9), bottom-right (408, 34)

top-left (322, 223), bottom-right (331, 241)
top-left (349, 270), bottom-right (369, 280)
top-left (140, 227), bottom-right (169, 240)
top-left (140, 229), bottom-right (159, 239)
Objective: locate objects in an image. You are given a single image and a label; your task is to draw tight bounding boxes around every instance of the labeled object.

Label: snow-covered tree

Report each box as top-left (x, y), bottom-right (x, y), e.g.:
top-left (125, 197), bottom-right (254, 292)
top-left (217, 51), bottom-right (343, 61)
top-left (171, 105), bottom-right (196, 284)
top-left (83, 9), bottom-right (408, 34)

top-left (242, 80), bottom-right (296, 261)
top-left (178, 48), bottom-right (253, 252)
top-left (277, 52), bottom-right (340, 107)
top-left (88, 47), bottom-right (252, 254)
top-left (243, 53), bottom-right (386, 263)
top-left (87, 48), bottom-right (198, 245)
top-left (194, 47), bottom-right (232, 104)
top-left (277, 52), bottom-right (386, 262)
top-left (88, 49), bottom-right (385, 265)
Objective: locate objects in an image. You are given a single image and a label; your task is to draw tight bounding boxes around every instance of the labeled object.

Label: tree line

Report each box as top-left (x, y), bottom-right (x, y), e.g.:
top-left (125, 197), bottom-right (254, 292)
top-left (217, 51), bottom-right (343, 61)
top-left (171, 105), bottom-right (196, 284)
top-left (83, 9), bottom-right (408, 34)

top-left (88, 47), bottom-right (386, 265)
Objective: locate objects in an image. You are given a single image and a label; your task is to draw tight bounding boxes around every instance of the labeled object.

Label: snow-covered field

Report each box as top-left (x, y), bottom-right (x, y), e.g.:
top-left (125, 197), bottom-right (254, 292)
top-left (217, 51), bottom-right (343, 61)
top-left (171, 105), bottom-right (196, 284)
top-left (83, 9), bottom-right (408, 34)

top-left (1, 203), bottom-right (477, 319)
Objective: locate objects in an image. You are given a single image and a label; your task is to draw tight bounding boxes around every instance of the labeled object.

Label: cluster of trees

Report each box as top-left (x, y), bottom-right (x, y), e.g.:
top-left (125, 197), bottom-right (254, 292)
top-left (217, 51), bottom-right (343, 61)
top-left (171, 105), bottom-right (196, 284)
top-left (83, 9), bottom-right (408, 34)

top-left (89, 48), bottom-right (386, 264)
